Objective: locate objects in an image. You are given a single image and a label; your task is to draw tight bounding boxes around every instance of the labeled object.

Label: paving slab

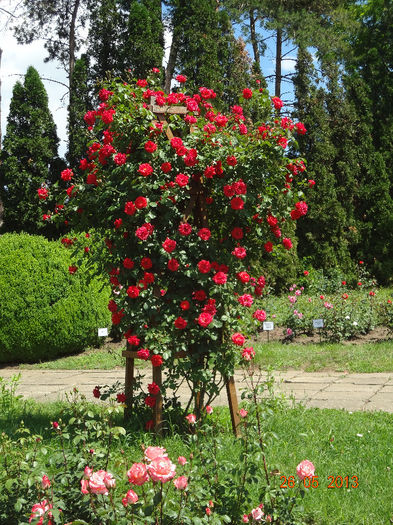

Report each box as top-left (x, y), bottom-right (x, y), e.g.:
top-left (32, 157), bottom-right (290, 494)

top-left (1, 368), bottom-right (393, 413)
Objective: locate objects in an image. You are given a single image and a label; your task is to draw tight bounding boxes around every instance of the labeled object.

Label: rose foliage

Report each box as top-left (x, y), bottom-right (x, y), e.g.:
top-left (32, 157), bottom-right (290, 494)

top-left (41, 72), bottom-right (308, 412)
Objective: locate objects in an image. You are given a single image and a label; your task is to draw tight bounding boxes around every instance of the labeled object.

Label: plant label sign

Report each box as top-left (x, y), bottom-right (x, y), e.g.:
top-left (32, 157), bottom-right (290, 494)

top-left (98, 327), bottom-right (108, 337)
top-left (263, 321), bottom-right (274, 331)
top-left (313, 319), bottom-right (324, 329)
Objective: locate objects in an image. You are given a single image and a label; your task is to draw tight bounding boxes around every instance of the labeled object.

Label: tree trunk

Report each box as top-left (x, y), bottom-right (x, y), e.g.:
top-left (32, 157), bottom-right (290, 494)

top-left (165, 31), bottom-right (178, 93)
top-left (69, 0), bottom-right (81, 95)
top-left (275, 26), bottom-right (282, 99)
top-left (249, 9), bottom-right (261, 75)
top-left (0, 47), bottom-right (2, 150)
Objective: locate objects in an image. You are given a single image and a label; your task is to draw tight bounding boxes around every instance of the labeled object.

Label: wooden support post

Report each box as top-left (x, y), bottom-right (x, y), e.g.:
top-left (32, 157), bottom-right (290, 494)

top-left (226, 376), bottom-right (241, 437)
top-left (124, 351), bottom-right (135, 421)
top-left (152, 364), bottom-right (163, 435)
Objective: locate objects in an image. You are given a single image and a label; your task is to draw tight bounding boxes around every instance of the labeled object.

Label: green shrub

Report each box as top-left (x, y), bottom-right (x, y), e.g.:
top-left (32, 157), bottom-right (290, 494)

top-left (0, 233), bottom-right (111, 363)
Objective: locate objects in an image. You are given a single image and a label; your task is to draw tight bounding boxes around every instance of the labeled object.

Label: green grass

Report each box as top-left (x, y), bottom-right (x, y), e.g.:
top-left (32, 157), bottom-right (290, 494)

top-left (15, 338), bottom-right (393, 373)
top-left (253, 340), bottom-right (393, 372)
top-left (1, 400), bottom-right (392, 524)
top-left (18, 344), bottom-right (127, 370)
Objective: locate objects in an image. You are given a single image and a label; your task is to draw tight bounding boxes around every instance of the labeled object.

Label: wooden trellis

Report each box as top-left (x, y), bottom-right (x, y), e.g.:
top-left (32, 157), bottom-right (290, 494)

top-left (123, 98), bottom-right (241, 437)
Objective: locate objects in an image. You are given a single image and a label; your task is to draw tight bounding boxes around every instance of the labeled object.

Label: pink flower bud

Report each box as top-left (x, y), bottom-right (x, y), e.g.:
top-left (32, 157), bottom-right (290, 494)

top-left (41, 475), bottom-right (51, 489)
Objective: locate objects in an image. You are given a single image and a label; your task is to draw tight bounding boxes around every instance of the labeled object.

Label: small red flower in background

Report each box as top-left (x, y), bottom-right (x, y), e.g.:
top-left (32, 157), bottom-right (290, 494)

top-left (369, 291), bottom-right (375, 296)
top-left (137, 348), bottom-right (150, 360)
top-left (93, 386), bottom-right (101, 398)
top-left (303, 270), bottom-right (309, 276)
top-left (359, 260), bottom-right (364, 265)
top-left (198, 228), bottom-right (211, 241)
top-left (185, 413), bottom-right (196, 424)
top-left (271, 96), bottom-right (284, 110)
top-left (144, 141), bottom-right (157, 153)
top-left (145, 396), bottom-right (156, 408)
top-left (127, 286), bottom-right (140, 298)
top-left (264, 242), bottom-right (273, 253)
top-left (148, 382), bottom-right (160, 395)
top-left (342, 293), bottom-right (348, 300)
top-left (176, 74), bottom-right (187, 83)
top-left (37, 187), bottom-right (48, 200)
top-left (68, 265), bottom-right (77, 274)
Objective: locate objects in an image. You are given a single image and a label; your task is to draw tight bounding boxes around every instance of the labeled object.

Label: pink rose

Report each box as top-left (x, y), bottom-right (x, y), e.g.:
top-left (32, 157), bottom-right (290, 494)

top-left (231, 332), bottom-right (246, 346)
top-left (206, 405), bottom-right (213, 414)
top-left (173, 475), bottom-right (188, 490)
top-left (127, 463), bottom-right (149, 485)
top-left (144, 446), bottom-right (167, 462)
top-left (89, 470), bottom-right (113, 494)
top-left (296, 460), bottom-right (315, 480)
top-left (239, 408), bottom-right (248, 418)
top-left (186, 413), bottom-right (196, 424)
top-left (81, 479), bottom-right (89, 494)
top-left (178, 456), bottom-right (187, 465)
top-left (251, 507), bottom-right (264, 520)
top-left (29, 500), bottom-right (53, 524)
top-left (41, 475), bottom-right (51, 489)
top-left (148, 456), bottom-right (176, 483)
top-left (123, 489), bottom-right (139, 505)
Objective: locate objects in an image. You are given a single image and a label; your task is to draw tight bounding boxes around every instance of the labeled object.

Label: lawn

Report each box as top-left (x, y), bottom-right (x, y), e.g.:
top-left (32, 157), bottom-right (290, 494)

top-left (1, 397), bottom-right (392, 524)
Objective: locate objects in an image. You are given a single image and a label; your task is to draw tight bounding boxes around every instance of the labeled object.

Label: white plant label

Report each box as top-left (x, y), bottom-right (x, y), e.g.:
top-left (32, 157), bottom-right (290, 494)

top-left (263, 321), bottom-right (274, 331)
top-left (313, 319), bottom-right (324, 329)
top-left (98, 327), bottom-right (109, 337)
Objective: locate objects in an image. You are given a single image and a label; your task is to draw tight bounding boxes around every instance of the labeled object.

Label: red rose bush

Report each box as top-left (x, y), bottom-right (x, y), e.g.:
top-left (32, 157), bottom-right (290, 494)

top-left (41, 73), bottom-right (308, 415)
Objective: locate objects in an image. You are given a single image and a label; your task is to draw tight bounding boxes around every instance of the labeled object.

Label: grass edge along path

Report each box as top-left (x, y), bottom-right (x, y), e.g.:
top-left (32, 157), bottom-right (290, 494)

top-left (13, 339), bottom-right (393, 373)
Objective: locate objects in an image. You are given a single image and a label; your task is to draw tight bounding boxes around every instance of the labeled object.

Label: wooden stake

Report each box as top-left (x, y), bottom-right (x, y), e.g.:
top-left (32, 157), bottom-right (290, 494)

top-left (124, 346), bottom-right (135, 421)
top-left (152, 365), bottom-right (163, 435)
top-left (226, 376), bottom-right (241, 437)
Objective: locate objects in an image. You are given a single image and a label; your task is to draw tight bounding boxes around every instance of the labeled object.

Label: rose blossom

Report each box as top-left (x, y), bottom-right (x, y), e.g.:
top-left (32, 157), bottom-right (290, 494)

top-left (198, 312), bottom-right (213, 327)
top-left (178, 222), bottom-right (192, 235)
top-left (253, 310), bottom-right (266, 322)
top-left (162, 237), bottom-right (177, 253)
top-left (239, 408), bottom-right (248, 418)
top-left (242, 347), bottom-right (255, 361)
top-left (198, 260), bottom-right (211, 273)
top-left (123, 489), bottom-right (139, 506)
top-left (41, 475), bottom-right (51, 489)
top-left (29, 500), bottom-right (53, 524)
top-left (186, 413), bottom-right (196, 424)
top-left (173, 475), bottom-right (188, 490)
top-left (238, 294), bottom-right (254, 307)
top-left (251, 507), bottom-right (264, 520)
top-left (231, 332), bottom-right (246, 346)
top-left (145, 446), bottom-right (167, 462)
top-left (148, 456), bottom-right (176, 483)
top-left (198, 227), bottom-right (211, 240)
top-left (296, 460), bottom-right (315, 480)
top-left (206, 405), bottom-right (213, 414)
top-left (212, 272), bottom-right (227, 284)
top-left (127, 463), bottom-right (149, 485)
top-left (178, 456), bottom-right (187, 465)
top-left (175, 316), bottom-right (187, 329)
top-left (232, 246), bottom-right (247, 259)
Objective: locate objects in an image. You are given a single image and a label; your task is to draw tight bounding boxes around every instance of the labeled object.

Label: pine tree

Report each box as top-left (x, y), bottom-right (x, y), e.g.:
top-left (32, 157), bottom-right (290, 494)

top-left (0, 67), bottom-right (60, 234)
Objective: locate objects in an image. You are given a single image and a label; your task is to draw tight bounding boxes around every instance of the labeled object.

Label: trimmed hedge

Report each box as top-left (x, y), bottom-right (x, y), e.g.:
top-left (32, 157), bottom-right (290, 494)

top-left (0, 233), bottom-right (111, 363)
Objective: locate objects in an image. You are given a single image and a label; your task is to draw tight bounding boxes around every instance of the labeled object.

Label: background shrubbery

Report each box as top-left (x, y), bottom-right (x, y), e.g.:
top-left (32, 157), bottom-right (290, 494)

top-left (0, 233), bottom-right (111, 363)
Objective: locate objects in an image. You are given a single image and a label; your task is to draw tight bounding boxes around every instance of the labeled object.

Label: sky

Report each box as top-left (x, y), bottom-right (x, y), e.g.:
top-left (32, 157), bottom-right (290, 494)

top-left (0, 2), bottom-right (296, 160)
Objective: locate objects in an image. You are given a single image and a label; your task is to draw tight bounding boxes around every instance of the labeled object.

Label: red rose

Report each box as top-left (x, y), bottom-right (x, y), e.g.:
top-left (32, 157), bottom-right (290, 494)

top-left (124, 201), bottom-right (136, 215)
top-left (151, 354), bottom-right (163, 367)
top-left (174, 317), bottom-right (187, 329)
top-left (136, 79), bottom-right (148, 87)
top-left (223, 184), bottom-right (235, 197)
top-left (231, 332), bottom-right (245, 346)
top-left (197, 260), bottom-right (211, 274)
top-left (161, 162), bottom-right (172, 173)
top-left (141, 257), bottom-right (152, 269)
top-left (271, 96), bottom-right (284, 109)
top-left (253, 309), bottom-right (267, 321)
top-left (148, 382), bottom-right (160, 395)
top-left (61, 168), bottom-right (74, 181)
top-left (168, 258), bottom-right (179, 271)
top-left (69, 265), bottom-right (77, 274)
top-left (232, 246), bottom-right (247, 259)
top-left (295, 122), bottom-right (307, 135)
top-left (144, 141), bottom-right (157, 153)
top-left (295, 201), bottom-right (308, 216)
top-left (112, 310), bottom-right (125, 324)
top-left (93, 386), bottom-right (101, 398)
top-left (127, 286), bottom-right (140, 298)
top-left (212, 272), bottom-right (227, 284)
top-left (178, 223), bottom-right (192, 236)
top-left (283, 237), bottom-right (293, 250)
top-left (175, 174), bottom-right (189, 187)
top-left (233, 180), bottom-right (247, 195)
top-left (107, 299), bottom-right (117, 312)
top-left (231, 197), bottom-right (244, 210)
top-left (264, 241), bottom-right (273, 253)
top-left (242, 88), bottom-right (253, 99)
top-left (176, 74), bottom-right (187, 83)
top-left (192, 290), bottom-right (206, 301)
top-left (238, 294), bottom-right (253, 307)
top-left (237, 271), bottom-right (250, 283)
top-left (114, 153), bottom-right (127, 165)
top-left (198, 313), bottom-right (213, 327)
top-left (137, 348), bottom-right (150, 360)
top-left (170, 137), bottom-right (183, 149)
top-left (138, 163), bottom-right (153, 176)
top-left (37, 187), bottom-right (48, 200)
top-left (145, 396), bottom-right (156, 407)
top-left (127, 335), bottom-right (140, 346)
top-left (123, 258), bottom-right (134, 269)
top-left (117, 393), bottom-right (126, 403)
top-left (162, 237), bottom-right (177, 253)
top-left (226, 155), bottom-right (237, 166)
top-left (135, 196), bottom-right (148, 209)
top-left (198, 228), bottom-right (211, 241)
top-left (144, 272), bottom-right (154, 284)
top-left (180, 300), bottom-right (190, 310)
top-left (114, 218), bottom-right (122, 229)
top-left (231, 227), bottom-right (244, 240)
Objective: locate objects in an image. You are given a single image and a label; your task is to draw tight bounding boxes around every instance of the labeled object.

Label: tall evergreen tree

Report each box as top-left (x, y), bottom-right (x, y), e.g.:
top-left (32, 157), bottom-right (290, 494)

top-left (0, 67), bottom-right (60, 234)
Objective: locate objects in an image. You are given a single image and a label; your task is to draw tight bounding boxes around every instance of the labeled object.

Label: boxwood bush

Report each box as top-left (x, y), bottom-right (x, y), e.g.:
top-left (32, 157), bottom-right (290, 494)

top-left (0, 233), bottom-right (111, 363)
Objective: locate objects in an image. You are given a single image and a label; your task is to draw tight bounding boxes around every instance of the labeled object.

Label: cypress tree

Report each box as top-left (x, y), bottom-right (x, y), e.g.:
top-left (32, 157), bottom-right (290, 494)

top-left (0, 66), bottom-right (60, 235)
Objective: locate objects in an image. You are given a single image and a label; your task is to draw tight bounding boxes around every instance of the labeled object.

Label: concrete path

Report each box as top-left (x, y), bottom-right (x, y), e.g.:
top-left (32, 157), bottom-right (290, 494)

top-left (1, 367), bottom-right (392, 412)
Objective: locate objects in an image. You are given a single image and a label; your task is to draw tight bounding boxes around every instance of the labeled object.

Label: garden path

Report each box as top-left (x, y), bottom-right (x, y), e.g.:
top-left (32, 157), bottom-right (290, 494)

top-left (0, 368), bottom-right (392, 412)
